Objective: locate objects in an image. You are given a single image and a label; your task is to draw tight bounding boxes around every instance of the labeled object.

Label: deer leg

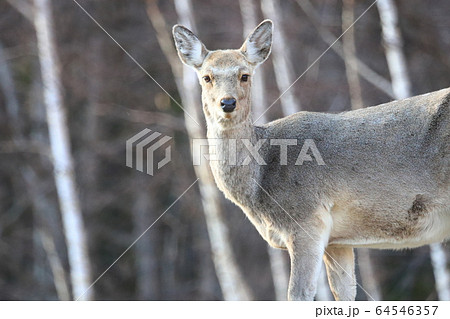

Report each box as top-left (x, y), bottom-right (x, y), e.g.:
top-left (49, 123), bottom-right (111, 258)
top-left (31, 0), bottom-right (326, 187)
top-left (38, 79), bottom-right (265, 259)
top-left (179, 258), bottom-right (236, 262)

top-left (287, 237), bottom-right (325, 301)
top-left (323, 246), bottom-right (356, 301)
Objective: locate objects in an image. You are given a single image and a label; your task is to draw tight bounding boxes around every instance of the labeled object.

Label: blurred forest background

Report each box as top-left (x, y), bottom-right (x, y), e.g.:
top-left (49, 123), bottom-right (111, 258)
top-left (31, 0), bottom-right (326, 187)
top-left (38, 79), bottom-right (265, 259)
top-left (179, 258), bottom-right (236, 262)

top-left (0, 0), bottom-right (449, 300)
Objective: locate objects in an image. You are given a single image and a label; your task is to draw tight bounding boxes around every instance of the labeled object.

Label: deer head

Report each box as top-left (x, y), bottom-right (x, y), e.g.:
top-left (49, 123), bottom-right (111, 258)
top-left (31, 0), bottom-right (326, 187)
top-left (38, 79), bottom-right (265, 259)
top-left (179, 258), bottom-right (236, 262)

top-left (173, 20), bottom-right (273, 129)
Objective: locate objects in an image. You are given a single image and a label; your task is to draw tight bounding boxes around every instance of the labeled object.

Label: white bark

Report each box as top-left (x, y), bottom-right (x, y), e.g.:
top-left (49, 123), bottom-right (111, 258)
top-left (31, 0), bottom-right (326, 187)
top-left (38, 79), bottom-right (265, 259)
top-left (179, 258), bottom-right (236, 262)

top-left (24, 167), bottom-right (71, 301)
top-left (266, 248), bottom-right (290, 300)
top-left (358, 248), bottom-right (381, 300)
top-left (376, 0), bottom-right (412, 99)
top-left (376, 0), bottom-right (450, 300)
top-left (259, 0), bottom-right (332, 300)
top-left (430, 243), bottom-right (450, 300)
top-left (147, 0), bottom-right (253, 300)
top-left (38, 229), bottom-right (71, 300)
top-left (1, 40), bottom-right (71, 301)
top-left (132, 177), bottom-right (158, 300)
top-left (33, 0), bottom-right (92, 300)
top-left (239, 0), bottom-right (290, 300)
top-left (261, 0), bottom-right (301, 115)
top-left (295, 0), bottom-right (395, 98)
top-left (174, 0), bottom-right (253, 300)
top-left (341, 0), bottom-right (381, 300)
top-left (342, 0), bottom-right (364, 110)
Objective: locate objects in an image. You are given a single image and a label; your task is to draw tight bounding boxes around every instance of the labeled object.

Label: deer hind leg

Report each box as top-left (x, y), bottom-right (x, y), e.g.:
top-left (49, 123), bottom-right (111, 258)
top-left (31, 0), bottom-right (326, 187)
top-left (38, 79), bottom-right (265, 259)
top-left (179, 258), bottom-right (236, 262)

top-left (287, 236), bottom-right (325, 301)
top-left (323, 246), bottom-right (356, 301)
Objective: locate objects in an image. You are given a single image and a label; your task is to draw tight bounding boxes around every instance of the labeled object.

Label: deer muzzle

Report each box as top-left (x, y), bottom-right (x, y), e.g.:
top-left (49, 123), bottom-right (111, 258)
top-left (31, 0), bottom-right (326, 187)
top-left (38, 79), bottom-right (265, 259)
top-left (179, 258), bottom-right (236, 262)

top-left (220, 98), bottom-right (236, 113)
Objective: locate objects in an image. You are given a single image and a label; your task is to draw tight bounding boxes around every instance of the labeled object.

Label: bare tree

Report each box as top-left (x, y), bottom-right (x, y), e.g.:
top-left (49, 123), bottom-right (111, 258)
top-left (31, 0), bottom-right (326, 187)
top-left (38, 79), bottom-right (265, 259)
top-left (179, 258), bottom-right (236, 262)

top-left (33, 0), bottom-right (93, 300)
top-left (266, 245), bottom-right (290, 300)
top-left (248, 1), bottom-right (332, 300)
top-left (1, 0), bottom-right (448, 301)
top-left (132, 176), bottom-right (158, 300)
top-left (430, 243), bottom-right (450, 300)
top-left (376, 0), bottom-right (411, 99)
top-left (239, 0), bottom-right (290, 301)
top-left (341, 0), bottom-right (381, 300)
top-left (261, 0), bottom-right (301, 115)
top-left (146, 0), bottom-right (253, 300)
top-left (295, 0), bottom-right (395, 99)
top-left (357, 249), bottom-right (382, 300)
top-left (342, 0), bottom-right (364, 110)
top-left (376, 0), bottom-right (450, 300)
top-left (23, 168), bottom-right (71, 301)
top-left (260, 0), bottom-right (334, 301)
top-left (1, 40), bottom-right (71, 301)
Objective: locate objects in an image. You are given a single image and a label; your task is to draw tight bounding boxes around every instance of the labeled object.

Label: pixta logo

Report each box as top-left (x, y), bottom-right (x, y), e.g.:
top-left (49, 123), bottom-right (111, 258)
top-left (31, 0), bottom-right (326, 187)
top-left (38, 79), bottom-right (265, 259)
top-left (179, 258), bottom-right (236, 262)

top-left (126, 128), bottom-right (172, 175)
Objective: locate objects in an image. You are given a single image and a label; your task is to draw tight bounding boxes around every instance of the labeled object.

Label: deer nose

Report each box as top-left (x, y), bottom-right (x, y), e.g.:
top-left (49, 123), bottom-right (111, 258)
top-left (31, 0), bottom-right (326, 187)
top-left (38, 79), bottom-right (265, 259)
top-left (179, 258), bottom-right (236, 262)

top-left (220, 98), bottom-right (236, 113)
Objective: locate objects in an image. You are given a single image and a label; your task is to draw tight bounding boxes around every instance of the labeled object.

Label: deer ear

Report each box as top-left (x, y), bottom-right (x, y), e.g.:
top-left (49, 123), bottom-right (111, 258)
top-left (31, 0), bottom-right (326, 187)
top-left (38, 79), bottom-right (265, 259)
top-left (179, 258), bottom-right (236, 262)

top-left (240, 19), bottom-right (273, 65)
top-left (173, 25), bottom-right (208, 69)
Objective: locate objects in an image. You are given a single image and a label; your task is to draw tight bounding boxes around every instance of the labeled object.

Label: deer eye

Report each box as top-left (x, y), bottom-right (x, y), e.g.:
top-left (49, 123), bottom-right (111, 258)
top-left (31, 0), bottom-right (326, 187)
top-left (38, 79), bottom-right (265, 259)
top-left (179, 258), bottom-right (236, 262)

top-left (203, 75), bottom-right (211, 83)
top-left (241, 74), bottom-right (249, 82)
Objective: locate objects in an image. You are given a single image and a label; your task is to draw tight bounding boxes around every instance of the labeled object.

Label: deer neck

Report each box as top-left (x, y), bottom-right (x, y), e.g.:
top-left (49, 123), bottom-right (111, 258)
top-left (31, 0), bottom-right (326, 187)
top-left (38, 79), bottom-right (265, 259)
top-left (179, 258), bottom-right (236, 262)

top-left (206, 118), bottom-right (254, 139)
top-left (205, 115), bottom-right (261, 207)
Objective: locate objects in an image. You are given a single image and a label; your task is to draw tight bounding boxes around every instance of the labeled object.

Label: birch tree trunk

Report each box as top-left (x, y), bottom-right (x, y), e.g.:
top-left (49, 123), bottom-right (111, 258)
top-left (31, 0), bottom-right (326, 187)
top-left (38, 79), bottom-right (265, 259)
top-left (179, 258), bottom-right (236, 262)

top-left (260, 0), bottom-right (332, 300)
top-left (25, 167), bottom-right (71, 301)
top-left (147, 0), bottom-right (253, 300)
top-left (33, 0), bottom-right (93, 300)
top-left (341, 0), bottom-right (381, 300)
top-left (261, 0), bottom-right (301, 115)
top-left (265, 246), bottom-right (289, 300)
top-left (295, 0), bottom-right (395, 98)
top-left (239, 0), bottom-right (290, 301)
top-left (260, 0), bottom-right (333, 300)
top-left (0, 41), bottom-right (71, 301)
top-left (376, 0), bottom-right (411, 99)
top-left (342, 0), bottom-right (364, 110)
top-left (376, 0), bottom-right (450, 300)
top-left (37, 228), bottom-right (71, 300)
top-left (429, 243), bottom-right (450, 300)
top-left (357, 249), bottom-right (381, 300)
top-left (132, 176), bottom-right (158, 300)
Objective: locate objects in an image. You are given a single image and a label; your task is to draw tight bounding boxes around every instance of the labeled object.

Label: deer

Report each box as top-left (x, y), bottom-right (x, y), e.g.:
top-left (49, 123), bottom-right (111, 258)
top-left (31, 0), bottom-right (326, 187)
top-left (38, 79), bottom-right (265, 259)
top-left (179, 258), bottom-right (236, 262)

top-left (172, 19), bottom-right (450, 301)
